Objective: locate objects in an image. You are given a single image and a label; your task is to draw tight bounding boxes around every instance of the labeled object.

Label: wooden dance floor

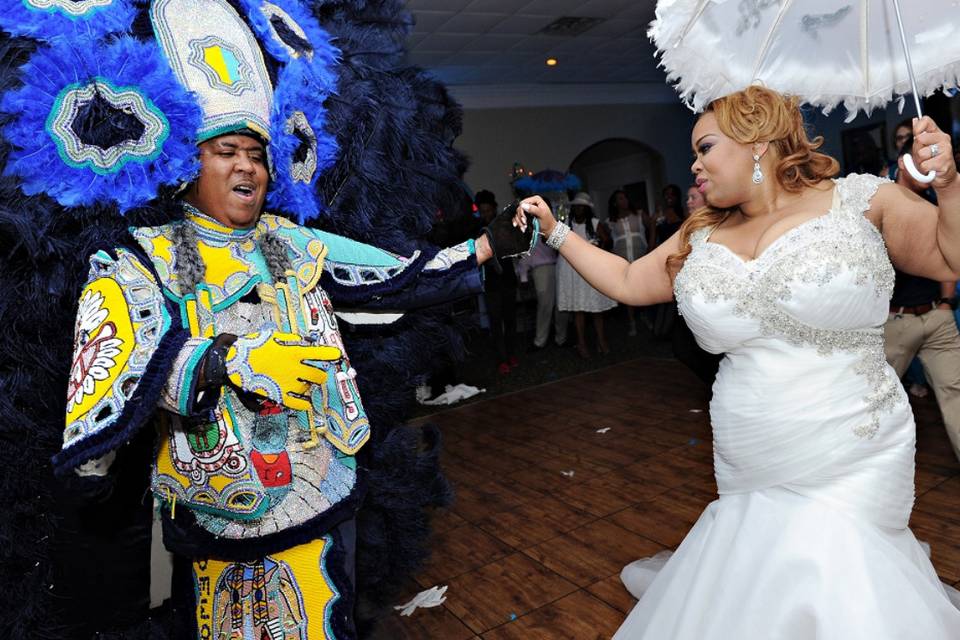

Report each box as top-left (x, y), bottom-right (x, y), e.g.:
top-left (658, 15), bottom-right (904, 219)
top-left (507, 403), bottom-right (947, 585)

top-left (375, 357), bottom-right (960, 639)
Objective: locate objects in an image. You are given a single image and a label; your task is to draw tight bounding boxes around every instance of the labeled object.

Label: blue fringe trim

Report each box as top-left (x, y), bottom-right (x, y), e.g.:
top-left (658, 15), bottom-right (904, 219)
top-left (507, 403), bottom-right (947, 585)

top-left (356, 251), bottom-right (482, 312)
top-left (238, 0), bottom-right (340, 72)
top-left (235, 0), bottom-right (343, 224)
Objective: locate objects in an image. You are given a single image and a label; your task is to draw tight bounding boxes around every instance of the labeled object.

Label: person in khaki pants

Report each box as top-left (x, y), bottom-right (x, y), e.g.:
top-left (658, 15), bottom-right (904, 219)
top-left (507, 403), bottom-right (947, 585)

top-left (884, 137), bottom-right (960, 461)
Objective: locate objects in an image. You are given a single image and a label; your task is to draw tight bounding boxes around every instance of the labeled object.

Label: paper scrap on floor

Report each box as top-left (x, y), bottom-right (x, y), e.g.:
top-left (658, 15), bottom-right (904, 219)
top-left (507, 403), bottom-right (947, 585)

top-left (419, 384), bottom-right (485, 406)
top-left (395, 585), bottom-right (448, 616)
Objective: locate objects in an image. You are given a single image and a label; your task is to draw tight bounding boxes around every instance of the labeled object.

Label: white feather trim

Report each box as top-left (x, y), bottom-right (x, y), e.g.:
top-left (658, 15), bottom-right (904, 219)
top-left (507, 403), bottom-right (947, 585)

top-left (649, 0), bottom-right (960, 119)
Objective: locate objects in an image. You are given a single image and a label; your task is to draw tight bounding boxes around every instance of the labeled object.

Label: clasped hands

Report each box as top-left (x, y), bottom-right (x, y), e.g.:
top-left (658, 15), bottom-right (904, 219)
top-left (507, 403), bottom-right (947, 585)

top-left (511, 196), bottom-right (555, 238)
top-left (481, 201), bottom-right (540, 273)
top-left (225, 325), bottom-right (342, 412)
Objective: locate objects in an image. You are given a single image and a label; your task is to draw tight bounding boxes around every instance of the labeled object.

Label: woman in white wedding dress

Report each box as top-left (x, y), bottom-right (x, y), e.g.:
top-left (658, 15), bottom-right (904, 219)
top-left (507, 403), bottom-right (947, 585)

top-left (515, 86), bottom-right (960, 639)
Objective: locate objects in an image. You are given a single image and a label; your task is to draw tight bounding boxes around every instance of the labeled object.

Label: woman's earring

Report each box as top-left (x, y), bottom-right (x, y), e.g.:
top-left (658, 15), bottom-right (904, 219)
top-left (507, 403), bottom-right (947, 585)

top-left (752, 154), bottom-right (764, 184)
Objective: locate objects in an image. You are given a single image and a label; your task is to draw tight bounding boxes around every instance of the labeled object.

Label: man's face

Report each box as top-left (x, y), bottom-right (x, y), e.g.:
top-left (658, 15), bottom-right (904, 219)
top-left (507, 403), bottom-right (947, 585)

top-left (185, 134), bottom-right (268, 229)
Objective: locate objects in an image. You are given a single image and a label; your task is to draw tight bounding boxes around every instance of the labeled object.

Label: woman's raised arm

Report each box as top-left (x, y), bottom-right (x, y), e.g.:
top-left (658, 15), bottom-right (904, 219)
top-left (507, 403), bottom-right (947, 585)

top-left (871, 116), bottom-right (960, 281)
top-left (515, 196), bottom-right (677, 307)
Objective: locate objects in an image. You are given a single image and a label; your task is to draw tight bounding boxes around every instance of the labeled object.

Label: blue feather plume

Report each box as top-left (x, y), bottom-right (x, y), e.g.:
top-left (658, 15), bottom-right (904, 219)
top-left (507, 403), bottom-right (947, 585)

top-left (1, 34), bottom-right (202, 212)
top-left (267, 60), bottom-right (340, 223)
top-left (237, 0), bottom-right (339, 78)
top-left (514, 170), bottom-right (582, 194)
top-left (0, 0), bottom-right (136, 40)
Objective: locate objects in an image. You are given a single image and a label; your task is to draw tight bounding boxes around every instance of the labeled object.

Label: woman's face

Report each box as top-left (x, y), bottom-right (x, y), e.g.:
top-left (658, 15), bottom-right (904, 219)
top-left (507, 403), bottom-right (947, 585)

top-left (615, 192), bottom-right (629, 210)
top-left (690, 111), bottom-right (756, 209)
top-left (894, 125), bottom-right (912, 152)
top-left (571, 204), bottom-right (590, 222)
top-left (686, 186), bottom-right (706, 211)
top-left (663, 188), bottom-right (678, 207)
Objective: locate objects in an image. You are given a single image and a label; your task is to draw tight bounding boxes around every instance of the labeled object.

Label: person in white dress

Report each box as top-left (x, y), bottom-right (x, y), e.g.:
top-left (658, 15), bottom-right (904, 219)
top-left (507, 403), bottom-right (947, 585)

top-left (607, 189), bottom-right (649, 336)
top-left (556, 192), bottom-right (617, 359)
top-left (514, 86), bottom-right (960, 638)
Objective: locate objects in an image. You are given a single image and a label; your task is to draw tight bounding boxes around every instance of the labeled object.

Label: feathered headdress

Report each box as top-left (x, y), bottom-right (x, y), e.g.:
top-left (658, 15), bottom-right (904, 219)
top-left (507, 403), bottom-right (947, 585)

top-left (0, 0), bottom-right (339, 222)
top-left (0, 3), bottom-right (466, 637)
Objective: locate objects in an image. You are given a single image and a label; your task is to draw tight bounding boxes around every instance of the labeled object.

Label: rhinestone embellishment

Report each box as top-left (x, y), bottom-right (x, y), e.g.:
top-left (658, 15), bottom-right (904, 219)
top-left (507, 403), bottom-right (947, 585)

top-left (675, 174), bottom-right (899, 438)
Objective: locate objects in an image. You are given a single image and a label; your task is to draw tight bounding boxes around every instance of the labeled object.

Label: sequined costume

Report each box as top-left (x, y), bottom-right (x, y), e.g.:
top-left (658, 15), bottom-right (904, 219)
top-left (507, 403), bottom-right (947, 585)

top-left (56, 203), bottom-right (481, 638)
top-left (0, 1), bottom-right (494, 638)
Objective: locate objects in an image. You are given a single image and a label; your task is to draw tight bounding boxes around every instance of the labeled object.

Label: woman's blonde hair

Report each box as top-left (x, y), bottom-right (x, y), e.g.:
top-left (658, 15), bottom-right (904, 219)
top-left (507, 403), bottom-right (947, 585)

top-left (666, 86), bottom-right (840, 275)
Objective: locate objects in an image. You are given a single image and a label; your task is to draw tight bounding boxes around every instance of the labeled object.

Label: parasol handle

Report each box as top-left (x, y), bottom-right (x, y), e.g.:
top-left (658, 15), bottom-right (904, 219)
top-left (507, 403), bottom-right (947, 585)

top-left (902, 154), bottom-right (936, 184)
top-left (892, 0), bottom-right (936, 184)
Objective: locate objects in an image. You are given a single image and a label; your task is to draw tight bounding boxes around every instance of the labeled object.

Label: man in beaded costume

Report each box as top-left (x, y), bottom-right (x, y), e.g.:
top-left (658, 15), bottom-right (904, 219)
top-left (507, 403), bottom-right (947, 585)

top-left (0, 1), bottom-right (532, 637)
top-left (56, 125), bottom-right (517, 637)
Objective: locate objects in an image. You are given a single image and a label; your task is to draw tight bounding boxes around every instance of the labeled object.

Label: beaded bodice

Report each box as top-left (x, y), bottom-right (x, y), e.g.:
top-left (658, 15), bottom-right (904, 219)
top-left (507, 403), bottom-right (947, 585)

top-left (674, 173), bottom-right (903, 439)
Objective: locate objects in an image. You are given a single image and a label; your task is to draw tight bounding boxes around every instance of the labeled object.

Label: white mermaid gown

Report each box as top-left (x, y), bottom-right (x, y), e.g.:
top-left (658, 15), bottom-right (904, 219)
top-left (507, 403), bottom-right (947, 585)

top-left (614, 174), bottom-right (960, 639)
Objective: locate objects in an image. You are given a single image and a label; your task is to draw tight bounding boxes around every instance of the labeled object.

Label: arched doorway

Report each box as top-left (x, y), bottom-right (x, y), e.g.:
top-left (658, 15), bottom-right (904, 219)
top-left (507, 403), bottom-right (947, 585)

top-left (568, 138), bottom-right (666, 220)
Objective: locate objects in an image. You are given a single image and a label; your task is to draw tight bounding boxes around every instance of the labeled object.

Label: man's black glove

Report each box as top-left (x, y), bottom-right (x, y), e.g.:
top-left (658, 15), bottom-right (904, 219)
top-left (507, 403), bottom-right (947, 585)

top-left (482, 201), bottom-right (539, 274)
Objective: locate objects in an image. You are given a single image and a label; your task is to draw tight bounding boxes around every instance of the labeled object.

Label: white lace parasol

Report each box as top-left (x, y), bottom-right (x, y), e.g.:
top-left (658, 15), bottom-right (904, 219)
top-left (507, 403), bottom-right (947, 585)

top-left (649, 0), bottom-right (960, 120)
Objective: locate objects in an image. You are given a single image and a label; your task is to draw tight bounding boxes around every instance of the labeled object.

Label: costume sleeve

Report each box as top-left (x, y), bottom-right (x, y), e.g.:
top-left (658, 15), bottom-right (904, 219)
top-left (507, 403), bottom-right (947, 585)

top-left (53, 246), bottom-right (190, 475)
top-left (157, 336), bottom-right (218, 416)
top-left (313, 230), bottom-right (484, 312)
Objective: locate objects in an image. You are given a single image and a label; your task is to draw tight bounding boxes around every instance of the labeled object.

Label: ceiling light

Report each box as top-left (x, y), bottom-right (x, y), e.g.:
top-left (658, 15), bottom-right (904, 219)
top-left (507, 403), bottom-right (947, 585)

top-left (546, 58), bottom-right (558, 66)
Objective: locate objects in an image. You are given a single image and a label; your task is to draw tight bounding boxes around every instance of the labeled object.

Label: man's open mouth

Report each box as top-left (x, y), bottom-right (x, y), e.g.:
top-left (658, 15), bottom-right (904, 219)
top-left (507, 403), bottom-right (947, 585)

top-left (233, 183), bottom-right (255, 198)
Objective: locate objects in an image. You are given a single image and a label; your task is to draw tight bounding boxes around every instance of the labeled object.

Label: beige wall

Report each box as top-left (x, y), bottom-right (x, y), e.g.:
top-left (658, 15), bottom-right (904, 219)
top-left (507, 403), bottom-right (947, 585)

top-left (458, 102), bottom-right (700, 207)
top-left (456, 100), bottom-right (927, 208)
top-left (572, 148), bottom-right (662, 217)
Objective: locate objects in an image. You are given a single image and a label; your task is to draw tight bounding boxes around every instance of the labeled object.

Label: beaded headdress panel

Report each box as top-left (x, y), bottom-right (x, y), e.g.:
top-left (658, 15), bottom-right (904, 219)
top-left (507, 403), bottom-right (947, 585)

top-left (0, 0), bottom-right (339, 221)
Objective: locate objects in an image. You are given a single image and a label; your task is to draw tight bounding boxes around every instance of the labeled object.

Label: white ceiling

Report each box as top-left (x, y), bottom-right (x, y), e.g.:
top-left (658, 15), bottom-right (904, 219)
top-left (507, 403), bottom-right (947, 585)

top-left (404, 0), bottom-right (664, 86)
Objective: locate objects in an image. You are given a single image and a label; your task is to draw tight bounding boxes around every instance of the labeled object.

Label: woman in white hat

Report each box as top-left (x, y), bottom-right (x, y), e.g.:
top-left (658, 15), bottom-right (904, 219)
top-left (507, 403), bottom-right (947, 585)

top-left (557, 192), bottom-right (616, 358)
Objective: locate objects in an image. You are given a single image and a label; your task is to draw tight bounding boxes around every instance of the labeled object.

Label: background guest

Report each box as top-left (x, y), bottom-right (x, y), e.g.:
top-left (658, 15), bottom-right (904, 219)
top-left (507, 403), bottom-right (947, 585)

top-left (880, 122), bottom-right (939, 397)
top-left (476, 190), bottom-right (519, 375)
top-left (883, 138), bottom-right (960, 462)
top-left (607, 189), bottom-right (648, 336)
top-left (881, 118), bottom-right (914, 179)
top-left (558, 192), bottom-right (616, 358)
top-left (652, 183), bottom-right (686, 249)
top-left (686, 183), bottom-right (707, 213)
top-left (421, 184), bottom-right (484, 399)
top-left (517, 238), bottom-right (567, 351)
top-left (649, 184), bottom-right (687, 338)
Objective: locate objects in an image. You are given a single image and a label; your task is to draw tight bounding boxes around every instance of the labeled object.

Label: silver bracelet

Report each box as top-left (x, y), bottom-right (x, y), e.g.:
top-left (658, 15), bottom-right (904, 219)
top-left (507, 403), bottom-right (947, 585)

top-left (545, 222), bottom-right (570, 250)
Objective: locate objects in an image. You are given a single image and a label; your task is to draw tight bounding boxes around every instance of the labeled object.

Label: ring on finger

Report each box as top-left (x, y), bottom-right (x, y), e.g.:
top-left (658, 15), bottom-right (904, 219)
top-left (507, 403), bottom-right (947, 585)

top-left (930, 143), bottom-right (940, 158)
